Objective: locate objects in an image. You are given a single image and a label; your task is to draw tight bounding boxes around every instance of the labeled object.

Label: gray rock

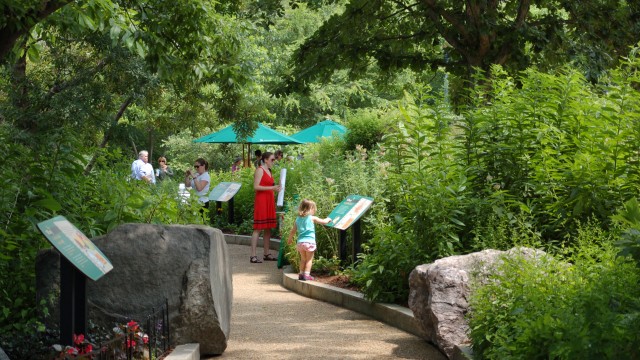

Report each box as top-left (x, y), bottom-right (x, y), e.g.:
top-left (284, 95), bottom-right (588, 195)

top-left (0, 346), bottom-right (9, 360)
top-left (37, 224), bottom-right (232, 355)
top-left (408, 247), bottom-right (547, 360)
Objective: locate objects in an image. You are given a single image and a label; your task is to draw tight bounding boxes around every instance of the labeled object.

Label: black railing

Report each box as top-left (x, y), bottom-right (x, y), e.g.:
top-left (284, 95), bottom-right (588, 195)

top-left (74, 298), bottom-right (171, 360)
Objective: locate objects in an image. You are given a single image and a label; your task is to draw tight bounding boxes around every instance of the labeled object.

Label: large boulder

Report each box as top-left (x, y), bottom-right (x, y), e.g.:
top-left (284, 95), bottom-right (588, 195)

top-left (37, 224), bottom-right (232, 355)
top-left (408, 247), bottom-right (546, 360)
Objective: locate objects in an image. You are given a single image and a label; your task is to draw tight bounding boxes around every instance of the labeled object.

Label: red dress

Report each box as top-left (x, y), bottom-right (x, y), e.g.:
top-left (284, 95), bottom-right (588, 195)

top-left (253, 167), bottom-right (277, 229)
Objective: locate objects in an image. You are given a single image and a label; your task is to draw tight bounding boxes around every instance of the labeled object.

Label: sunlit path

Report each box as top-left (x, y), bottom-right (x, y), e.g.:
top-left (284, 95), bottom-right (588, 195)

top-left (205, 244), bottom-right (447, 360)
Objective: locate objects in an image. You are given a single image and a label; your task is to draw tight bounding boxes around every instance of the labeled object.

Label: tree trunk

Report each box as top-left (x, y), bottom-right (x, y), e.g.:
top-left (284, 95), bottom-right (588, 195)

top-left (0, 0), bottom-right (71, 61)
top-left (83, 96), bottom-right (134, 175)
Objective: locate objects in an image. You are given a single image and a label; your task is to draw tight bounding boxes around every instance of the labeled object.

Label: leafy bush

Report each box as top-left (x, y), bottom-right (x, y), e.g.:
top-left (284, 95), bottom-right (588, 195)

top-left (0, 126), bottom-right (209, 348)
top-left (468, 222), bottom-right (640, 359)
top-left (613, 198), bottom-right (640, 266)
top-left (351, 223), bottom-right (421, 303)
top-left (344, 108), bottom-right (394, 151)
top-left (280, 138), bottom-right (388, 268)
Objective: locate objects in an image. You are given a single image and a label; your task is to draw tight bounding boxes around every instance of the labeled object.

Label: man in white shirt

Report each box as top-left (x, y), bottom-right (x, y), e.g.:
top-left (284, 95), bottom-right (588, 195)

top-left (131, 150), bottom-right (156, 183)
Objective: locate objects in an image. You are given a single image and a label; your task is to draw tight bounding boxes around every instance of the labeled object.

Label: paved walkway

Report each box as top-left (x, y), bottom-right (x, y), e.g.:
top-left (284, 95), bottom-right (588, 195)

top-left (209, 244), bottom-right (447, 360)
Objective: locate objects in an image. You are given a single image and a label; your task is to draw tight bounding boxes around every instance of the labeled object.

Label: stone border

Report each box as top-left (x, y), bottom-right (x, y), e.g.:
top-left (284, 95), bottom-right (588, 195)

top-left (164, 343), bottom-right (199, 360)
top-left (223, 234), bottom-right (427, 340)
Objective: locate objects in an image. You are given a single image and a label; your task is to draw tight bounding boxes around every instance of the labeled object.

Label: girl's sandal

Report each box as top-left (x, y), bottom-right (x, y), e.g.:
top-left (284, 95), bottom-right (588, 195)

top-left (250, 256), bottom-right (262, 263)
top-left (263, 253), bottom-right (277, 261)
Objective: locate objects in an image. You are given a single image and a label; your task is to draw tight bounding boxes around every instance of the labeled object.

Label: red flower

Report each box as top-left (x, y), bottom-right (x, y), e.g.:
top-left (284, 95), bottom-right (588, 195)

top-left (143, 334), bottom-right (149, 344)
top-left (127, 320), bottom-right (139, 330)
top-left (126, 339), bottom-right (136, 348)
top-left (73, 333), bottom-right (84, 345)
top-left (85, 344), bottom-right (93, 353)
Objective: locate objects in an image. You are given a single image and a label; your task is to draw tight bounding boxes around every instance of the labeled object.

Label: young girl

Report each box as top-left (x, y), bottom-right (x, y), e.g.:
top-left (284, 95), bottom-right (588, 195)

top-left (287, 199), bottom-right (332, 281)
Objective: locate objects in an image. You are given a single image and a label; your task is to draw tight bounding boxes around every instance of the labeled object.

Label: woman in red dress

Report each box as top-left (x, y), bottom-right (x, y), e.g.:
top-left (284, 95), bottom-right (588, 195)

top-left (250, 152), bottom-right (282, 263)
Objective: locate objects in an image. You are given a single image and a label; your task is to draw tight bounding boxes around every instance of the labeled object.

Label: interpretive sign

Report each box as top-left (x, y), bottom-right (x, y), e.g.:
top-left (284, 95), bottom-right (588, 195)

top-left (208, 182), bottom-right (242, 202)
top-left (327, 195), bottom-right (374, 230)
top-left (37, 215), bottom-right (112, 281)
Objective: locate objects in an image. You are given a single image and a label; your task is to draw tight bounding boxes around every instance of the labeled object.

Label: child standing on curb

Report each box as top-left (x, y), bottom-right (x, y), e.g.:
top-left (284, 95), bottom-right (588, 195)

top-left (287, 199), bottom-right (332, 281)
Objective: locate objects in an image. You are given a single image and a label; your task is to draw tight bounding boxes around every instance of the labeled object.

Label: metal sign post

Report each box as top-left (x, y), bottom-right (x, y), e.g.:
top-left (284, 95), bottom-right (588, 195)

top-left (209, 182), bottom-right (242, 224)
top-left (339, 229), bottom-right (348, 263)
top-left (352, 219), bottom-right (362, 263)
top-left (37, 216), bottom-right (113, 346)
top-left (328, 195), bottom-right (373, 265)
top-left (59, 257), bottom-right (87, 345)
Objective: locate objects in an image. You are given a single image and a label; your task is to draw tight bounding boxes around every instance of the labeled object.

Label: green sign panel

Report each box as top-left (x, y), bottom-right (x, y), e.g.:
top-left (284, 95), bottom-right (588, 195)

top-left (37, 216), bottom-right (113, 281)
top-left (208, 182), bottom-right (242, 202)
top-left (327, 195), bottom-right (374, 230)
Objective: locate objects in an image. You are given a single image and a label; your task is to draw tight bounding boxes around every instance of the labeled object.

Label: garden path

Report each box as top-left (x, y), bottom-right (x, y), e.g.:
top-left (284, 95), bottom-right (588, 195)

top-left (205, 243), bottom-right (447, 360)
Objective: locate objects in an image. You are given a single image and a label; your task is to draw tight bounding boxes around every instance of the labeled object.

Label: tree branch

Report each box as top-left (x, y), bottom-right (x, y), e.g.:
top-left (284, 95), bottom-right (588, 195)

top-left (47, 59), bottom-right (108, 98)
top-left (0, 0), bottom-right (71, 61)
top-left (83, 95), bottom-right (134, 176)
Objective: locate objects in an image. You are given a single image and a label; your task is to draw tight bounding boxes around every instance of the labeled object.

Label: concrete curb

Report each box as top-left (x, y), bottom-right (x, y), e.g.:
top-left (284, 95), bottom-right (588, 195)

top-left (164, 343), bottom-right (199, 360)
top-left (281, 267), bottom-right (428, 339)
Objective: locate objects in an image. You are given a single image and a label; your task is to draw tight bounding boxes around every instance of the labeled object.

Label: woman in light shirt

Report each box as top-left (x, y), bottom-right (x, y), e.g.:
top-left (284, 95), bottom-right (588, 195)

top-left (185, 158), bottom-right (211, 213)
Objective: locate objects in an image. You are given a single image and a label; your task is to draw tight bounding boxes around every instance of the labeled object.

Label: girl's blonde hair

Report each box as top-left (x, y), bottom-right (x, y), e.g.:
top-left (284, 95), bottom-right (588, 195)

top-left (297, 199), bottom-right (317, 217)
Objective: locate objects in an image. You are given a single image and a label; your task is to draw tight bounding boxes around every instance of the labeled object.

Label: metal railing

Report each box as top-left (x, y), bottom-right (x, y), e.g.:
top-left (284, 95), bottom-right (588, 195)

top-left (74, 298), bottom-right (170, 360)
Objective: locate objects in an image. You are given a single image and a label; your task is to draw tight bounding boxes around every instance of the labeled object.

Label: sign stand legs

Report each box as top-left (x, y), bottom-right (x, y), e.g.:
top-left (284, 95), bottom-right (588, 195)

top-left (229, 197), bottom-right (235, 223)
top-left (339, 229), bottom-right (347, 264)
top-left (352, 220), bottom-right (362, 263)
top-left (60, 256), bottom-right (87, 345)
top-left (339, 220), bottom-right (363, 265)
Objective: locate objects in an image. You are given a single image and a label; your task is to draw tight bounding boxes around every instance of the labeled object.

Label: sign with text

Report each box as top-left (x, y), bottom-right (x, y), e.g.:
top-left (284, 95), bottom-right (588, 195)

top-left (37, 216), bottom-right (113, 281)
top-left (208, 182), bottom-right (242, 202)
top-left (326, 195), bottom-right (374, 230)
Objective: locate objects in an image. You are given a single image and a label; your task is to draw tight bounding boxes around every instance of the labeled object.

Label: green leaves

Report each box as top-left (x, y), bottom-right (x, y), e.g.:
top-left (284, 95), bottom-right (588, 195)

top-left (468, 235), bottom-right (640, 359)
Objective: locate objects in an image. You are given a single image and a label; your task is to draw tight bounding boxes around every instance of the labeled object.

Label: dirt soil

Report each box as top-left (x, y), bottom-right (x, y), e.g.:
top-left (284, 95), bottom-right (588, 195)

top-left (313, 274), bottom-right (361, 292)
top-left (313, 274), bottom-right (410, 308)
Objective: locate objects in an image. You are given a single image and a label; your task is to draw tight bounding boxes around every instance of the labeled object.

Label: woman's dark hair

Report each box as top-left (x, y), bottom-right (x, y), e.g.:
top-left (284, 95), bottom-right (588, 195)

top-left (196, 158), bottom-right (209, 170)
top-left (261, 152), bottom-right (273, 162)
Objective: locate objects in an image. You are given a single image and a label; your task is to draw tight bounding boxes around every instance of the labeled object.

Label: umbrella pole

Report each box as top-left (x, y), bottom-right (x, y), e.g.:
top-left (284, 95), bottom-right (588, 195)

top-left (246, 143), bottom-right (251, 167)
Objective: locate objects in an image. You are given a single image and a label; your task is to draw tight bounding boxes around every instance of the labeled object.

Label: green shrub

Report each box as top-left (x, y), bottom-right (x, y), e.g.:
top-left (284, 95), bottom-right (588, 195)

top-left (351, 223), bottom-right (421, 303)
top-left (0, 128), bottom-right (209, 341)
top-left (344, 108), bottom-right (393, 151)
top-left (613, 198), bottom-right (640, 267)
top-left (468, 222), bottom-right (640, 359)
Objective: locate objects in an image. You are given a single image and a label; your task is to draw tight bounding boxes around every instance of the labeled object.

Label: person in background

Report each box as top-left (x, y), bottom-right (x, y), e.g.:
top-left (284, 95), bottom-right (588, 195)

top-left (272, 149), bottom-right (284, 173)
top-left (131, 150), bottom-right (155, 184)
top-left (156, 156), bottom-right (174, 181)
top-left (253, 149), bottom-right (262, 168)
top-left (249, 152), bottom-right (281, 263)
top-left (185, 158), bottom-right (211, 212)
top-left (274, 149), bottom-right (284, 162)
top-left (231, 156), bottom-right (243, 173)
top-left (286, 199), bottom-right (332, 280)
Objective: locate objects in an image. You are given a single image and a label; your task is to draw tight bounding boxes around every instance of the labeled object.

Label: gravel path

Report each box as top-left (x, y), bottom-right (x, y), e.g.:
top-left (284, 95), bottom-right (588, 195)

top-left (206, 243), bottom-right (447, 360)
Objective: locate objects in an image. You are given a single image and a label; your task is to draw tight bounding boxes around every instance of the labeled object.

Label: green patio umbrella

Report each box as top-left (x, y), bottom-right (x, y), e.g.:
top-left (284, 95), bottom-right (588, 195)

top-left (290, 119), bottom-right (347, 143)
top-left (194, 122), bottom-right (302, 144)
top-left (194, 123), bottom-right (302, 166)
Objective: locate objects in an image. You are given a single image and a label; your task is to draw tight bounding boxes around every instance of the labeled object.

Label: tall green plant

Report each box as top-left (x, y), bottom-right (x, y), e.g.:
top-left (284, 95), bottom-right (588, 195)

top-left (469, 223), bottom-right (640, 359)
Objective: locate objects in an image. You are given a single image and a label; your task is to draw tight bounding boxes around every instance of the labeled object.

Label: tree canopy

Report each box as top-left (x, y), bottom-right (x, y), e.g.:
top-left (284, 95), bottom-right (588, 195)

top-left (1, 0), bottom-right (242, 82)
top-left (281, 0), bottom-right (640, 94)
